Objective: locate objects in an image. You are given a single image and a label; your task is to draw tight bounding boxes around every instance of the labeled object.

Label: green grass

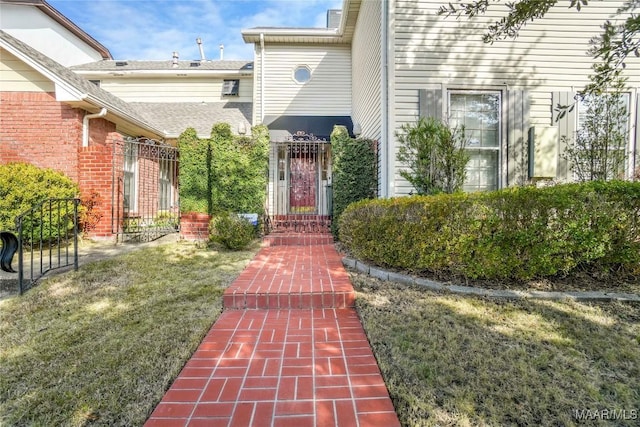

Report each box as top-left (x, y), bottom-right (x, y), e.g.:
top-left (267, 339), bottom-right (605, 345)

top-left (353, 273), bottom-right (640, 427)
top-left (0, 241), bottom-right (259, 426)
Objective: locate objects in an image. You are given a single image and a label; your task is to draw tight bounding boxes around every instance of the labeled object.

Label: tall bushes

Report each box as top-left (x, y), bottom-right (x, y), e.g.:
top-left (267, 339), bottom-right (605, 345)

top-left (331, 125), bottom-right (378, 236)
top-left (339, 181), bottom-right (640, 280)
top-left (178, 128), bottom-right (210, 214)
top-left (179, 123), bottom-right (269, 215)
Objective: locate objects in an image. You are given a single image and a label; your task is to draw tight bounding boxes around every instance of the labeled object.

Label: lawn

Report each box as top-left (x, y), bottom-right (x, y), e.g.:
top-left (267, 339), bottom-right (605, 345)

top-left (352, 273), bottom-right (640, 427)
top-left (0, 241), bottom-right (259, 426)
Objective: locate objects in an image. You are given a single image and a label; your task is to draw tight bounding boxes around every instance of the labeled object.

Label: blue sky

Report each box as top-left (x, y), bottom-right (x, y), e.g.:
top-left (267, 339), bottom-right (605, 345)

top-left (48, 0), bottom-right (342, 61)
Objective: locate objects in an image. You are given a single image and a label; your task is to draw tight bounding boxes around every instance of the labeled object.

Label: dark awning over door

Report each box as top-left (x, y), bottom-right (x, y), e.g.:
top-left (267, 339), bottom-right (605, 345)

top-left (263, 115), bottom-right (354, 142)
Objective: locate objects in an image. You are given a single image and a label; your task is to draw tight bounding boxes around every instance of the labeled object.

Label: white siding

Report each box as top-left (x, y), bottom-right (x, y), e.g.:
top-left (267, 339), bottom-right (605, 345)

top-left (0, 4), bottom-right (104, 66)
top-left (96, 77), bottom-right (253, 103)
top-left (260, 44), bottom-right (351, 117)
top-left (391, 0), bottom-right (640, 195)
top-left (0, 49), bottom-right (53, 92)
top-left (351, 0), bottom-right (382, 141)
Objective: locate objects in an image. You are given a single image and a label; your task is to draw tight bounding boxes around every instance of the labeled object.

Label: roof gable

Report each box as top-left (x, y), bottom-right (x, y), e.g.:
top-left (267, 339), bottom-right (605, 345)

top-left (0, 30), bottom-right (163, 138)
top-left (0, 0), bottom-right (111, 60)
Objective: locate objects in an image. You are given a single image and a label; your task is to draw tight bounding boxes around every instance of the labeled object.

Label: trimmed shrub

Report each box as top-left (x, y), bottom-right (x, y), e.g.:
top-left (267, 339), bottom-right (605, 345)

top-left (396, 117), bottom-right (469, 195)
top-left (0, 163), bottom-right (78, 239)
top-left (178, 128), bottom-right (211, 214)
top-left (210, 123), bottom-right (269, 215)
top-left (331, 125), bottom-right (377, 237)
top-left (339, 181), bottom-right (640, 280)
top-left (209, 213), bottom-right (256, 250)
top-left (178, 124), bottom-right (269, 217)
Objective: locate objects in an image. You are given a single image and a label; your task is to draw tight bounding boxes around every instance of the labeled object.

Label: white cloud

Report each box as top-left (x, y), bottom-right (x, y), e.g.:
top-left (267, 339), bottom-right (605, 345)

top-left (49, 0), bottom-right (343, 60)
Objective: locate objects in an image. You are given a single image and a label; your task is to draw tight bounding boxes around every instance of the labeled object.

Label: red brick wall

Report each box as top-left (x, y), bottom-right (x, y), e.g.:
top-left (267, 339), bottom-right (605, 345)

top-left (0, 92), bottom-right (82, 180)
top-left (180, 213), bottom-right (211, 241)
top-left (135, 153), bottom-right (160, 218)
top-left (78, 132), bottom-right (123, 237)
top-left (0, 91), bottom-right (123, 238)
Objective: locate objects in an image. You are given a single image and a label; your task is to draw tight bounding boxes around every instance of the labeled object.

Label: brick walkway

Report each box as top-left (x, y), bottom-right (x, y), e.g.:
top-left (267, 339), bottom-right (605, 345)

top-left (145, 234), bottom-right (400, 427)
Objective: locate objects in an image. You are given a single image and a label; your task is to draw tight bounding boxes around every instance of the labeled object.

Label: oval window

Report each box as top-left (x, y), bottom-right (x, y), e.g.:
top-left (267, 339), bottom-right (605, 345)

top-left (293, 65), bottom-right (311, 84)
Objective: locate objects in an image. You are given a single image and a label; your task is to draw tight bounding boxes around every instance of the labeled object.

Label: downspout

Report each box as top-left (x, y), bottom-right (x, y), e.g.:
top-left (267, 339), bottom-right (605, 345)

top-left (82, 107), bottom-right (107, 147)
top-left (381, 0), bottom-right (390, 197)
top-left (260, 32), bottom-right (265, 123)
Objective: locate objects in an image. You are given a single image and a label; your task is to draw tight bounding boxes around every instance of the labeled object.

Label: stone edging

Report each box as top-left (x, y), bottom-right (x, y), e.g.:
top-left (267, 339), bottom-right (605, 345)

top-left (342, 257), bottom-right (640, 302)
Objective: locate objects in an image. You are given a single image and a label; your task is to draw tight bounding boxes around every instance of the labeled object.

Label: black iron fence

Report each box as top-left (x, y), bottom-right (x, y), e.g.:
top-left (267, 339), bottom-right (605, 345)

top-left (0, 198), bottom-right (79, 295)
top-left (113, 138), bottom-right (180, 242)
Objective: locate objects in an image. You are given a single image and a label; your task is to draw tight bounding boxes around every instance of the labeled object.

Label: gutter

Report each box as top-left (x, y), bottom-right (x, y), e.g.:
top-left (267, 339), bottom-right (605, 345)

top-left (260, 32), bottom-right (265, 124)
top-left (381, 0), bottom-right (390, 198)
top-left (82, 107), bottom-right (107, 147)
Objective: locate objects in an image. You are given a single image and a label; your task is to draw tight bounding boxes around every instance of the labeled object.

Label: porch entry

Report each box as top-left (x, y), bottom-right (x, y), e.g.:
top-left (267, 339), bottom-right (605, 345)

top-left (272, 133), bottom-right (332, 231)
top-left (264, 115), bottom-right (355, 232)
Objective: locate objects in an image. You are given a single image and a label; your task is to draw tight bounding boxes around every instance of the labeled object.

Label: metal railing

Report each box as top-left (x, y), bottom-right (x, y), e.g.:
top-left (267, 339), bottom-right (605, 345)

top-left (13, 198), bottom-right (80, 294)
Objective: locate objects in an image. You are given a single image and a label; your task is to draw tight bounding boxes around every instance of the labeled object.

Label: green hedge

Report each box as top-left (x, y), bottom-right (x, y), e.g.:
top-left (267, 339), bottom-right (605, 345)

top-left (0, 163), bottom-right (79, 240)
top-left (331, 125), bottom-right (377, 237)
top-left (178, 123), bottom-right (269, 216)
top-left (339, 181), bottom-right (640, 280)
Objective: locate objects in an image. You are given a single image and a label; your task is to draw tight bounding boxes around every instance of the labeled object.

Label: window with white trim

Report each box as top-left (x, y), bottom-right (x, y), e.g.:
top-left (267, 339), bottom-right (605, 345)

top-left (158, 157), bottom-right (174, 211)
top-left (123, 143), bottom-right (137, 212)
top-left (449, 91), bottom-right (501, 192)
top-left (293, 65), bottom-right (311, 84)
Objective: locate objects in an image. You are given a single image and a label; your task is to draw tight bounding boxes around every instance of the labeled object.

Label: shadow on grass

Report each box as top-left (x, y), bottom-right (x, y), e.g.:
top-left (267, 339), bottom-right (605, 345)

top-left (352, 273), bottom-right (640, 427)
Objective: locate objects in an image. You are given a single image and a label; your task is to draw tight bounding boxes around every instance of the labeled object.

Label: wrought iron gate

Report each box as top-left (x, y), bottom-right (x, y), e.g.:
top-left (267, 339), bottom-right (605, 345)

top-left (270, 132), bottom-right (332, 232)
top-left (113, 137), bottom-right (179, 242)
top-left (274, 133), bottom-right (332, 216)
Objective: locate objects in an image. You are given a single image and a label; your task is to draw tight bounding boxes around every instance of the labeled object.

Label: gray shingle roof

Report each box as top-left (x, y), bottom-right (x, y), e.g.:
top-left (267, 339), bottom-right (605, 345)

top-left (71, 60), bottom-right (253, 72)
top-left (130, 102), bottom-right (253, 139)
top-left (0, 30), bottom-right (163, 136)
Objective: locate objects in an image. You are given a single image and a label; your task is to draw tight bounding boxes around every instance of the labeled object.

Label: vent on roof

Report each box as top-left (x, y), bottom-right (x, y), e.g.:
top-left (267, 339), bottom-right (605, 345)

top-left (190, 61), bottom-right (201, 67)
top-left (222, 79), bottom-right (239, 96)
top-left (327, 9), bottom-right (342, 28)
top-left (115, 61), bottom-right (128, 67)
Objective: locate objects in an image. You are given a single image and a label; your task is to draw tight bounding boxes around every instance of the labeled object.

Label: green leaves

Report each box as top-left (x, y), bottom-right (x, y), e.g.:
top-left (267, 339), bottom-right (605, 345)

top-left (209, 213), bottom-right (256, 250)
top-left (0, 163), bottom-right (78, 237)
top-left (395, 117), bottom-right (469, 196)
top-left (178, 124), bottom-right (269, 216)
top-left (340, 181), bottom-right (640, 280)
top-left (331, 125), bottom-right (378, 237)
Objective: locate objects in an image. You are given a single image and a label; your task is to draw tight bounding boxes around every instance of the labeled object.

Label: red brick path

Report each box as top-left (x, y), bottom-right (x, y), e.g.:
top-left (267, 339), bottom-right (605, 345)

top-left (145, 236), bottom-right (400, 427)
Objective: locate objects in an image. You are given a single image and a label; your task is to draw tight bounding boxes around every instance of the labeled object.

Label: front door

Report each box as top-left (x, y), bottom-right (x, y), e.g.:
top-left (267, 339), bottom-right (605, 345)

top-left (289, 154), bottom-right (316, 213)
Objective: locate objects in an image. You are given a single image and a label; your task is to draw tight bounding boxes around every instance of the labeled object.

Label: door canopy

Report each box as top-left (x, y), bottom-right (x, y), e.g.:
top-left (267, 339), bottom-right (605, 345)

top-left (264, 115), bottom-right (354, 142)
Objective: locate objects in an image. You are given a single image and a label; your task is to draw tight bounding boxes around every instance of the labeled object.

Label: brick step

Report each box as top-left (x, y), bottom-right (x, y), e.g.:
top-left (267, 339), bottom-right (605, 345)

top-left (263, 232), bottom-right (334, 246)
top-left (270, 215), bottom-right (331, 234)
top-left (222, 241), bottom-right (353, 310)
top-left (223, 289), bottom-right (355, 309)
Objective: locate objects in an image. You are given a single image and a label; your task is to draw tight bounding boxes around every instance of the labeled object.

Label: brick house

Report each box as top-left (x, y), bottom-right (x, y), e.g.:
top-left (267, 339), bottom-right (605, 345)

top-left (0, 28), bottom-right (169, 238)
top-left (1, 0), bottom-right (253, 240)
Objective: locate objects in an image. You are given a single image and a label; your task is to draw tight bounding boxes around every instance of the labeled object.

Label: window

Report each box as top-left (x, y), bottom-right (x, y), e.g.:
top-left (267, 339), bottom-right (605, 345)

top-left (89, 79), bottom-right (101, 87)
top-left (293, 65), bottom-right (311, 84)
top-left (123, 143), bottom-right (138, 212)
top-left (449, 91), bottom-right (501, 192)
top-left (222, 79), bottom-right (239, 96)
top-left (158, 157), bottom-right (175, 210)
